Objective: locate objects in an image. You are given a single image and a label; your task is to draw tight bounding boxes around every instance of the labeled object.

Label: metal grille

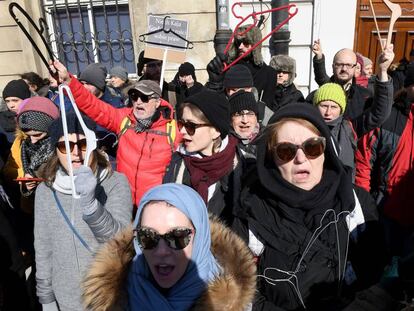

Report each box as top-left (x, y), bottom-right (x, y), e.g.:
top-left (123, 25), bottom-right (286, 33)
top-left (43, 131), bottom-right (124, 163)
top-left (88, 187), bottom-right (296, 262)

top-left (42, 0), bottom-right (135, 75)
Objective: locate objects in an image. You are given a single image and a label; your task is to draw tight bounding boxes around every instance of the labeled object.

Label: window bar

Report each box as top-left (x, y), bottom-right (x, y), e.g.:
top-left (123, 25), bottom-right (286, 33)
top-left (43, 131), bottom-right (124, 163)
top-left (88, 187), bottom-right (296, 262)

top-left (44, 2), bottom-right (58, 62)
top-left (88, 0), bottom-right (99, 63)
top-left (64, 0), bottom-right (81, 73)
top-left (114, 0), bottom-right (126, 69)
top-left (101, 0), bottom-right (115, 68)
top-left (76, 0), bottom-right (90, 65)
top-left (52, 0), bottom-right (66, 66)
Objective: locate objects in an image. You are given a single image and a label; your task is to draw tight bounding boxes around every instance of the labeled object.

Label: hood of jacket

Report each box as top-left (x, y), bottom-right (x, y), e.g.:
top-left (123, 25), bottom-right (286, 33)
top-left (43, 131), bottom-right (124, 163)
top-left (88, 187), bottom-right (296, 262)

top-left (82, 216), bottom-right (257, 311)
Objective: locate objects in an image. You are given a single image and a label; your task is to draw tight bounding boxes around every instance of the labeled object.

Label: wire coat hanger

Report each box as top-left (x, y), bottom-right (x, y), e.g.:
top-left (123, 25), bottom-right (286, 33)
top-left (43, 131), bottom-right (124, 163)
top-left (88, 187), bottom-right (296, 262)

top-left (139, 15), bottom-right (194, 50)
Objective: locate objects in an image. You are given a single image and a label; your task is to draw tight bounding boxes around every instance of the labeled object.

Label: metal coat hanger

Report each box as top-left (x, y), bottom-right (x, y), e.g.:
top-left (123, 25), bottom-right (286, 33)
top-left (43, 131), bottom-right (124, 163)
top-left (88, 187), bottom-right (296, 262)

top-left (139, 15), bottom-right (194, 50)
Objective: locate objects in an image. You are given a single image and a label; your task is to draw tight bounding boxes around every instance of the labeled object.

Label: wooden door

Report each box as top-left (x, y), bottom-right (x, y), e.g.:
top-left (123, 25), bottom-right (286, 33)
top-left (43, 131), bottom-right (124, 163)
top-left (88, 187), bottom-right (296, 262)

top-left (354, 0), bottom-right (414, 66)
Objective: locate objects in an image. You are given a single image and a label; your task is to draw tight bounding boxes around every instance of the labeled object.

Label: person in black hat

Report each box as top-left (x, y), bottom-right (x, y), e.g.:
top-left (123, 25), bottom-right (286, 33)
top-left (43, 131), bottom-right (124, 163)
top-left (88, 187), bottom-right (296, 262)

top-left (170, 62), bottom-right (204, 112)
top-left (233, 102), bottom-right (391, 310)
top-left (163, 89), bottom-right (243, 225)
top-left (2, 79), bottom-right (31, 114)
top-left (229, 90), bottom-right (260, 160)
top-left (224, 64), bottom-right (273, 125)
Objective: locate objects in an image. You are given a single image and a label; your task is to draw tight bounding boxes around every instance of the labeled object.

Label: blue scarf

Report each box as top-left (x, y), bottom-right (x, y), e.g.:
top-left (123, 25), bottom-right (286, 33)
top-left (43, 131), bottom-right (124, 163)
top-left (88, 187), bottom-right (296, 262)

top-left (127, 183), bottom-right (220, 311)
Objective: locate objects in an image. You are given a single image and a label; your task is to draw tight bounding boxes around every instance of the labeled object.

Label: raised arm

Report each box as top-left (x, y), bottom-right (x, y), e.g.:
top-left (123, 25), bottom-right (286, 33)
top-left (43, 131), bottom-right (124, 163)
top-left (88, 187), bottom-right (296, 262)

top-left (312, 39), bottom-right (331, 86)
top-left (51, 60), bottom-right (127, 133)
top-left (353, 45), bottom-right (394, 137)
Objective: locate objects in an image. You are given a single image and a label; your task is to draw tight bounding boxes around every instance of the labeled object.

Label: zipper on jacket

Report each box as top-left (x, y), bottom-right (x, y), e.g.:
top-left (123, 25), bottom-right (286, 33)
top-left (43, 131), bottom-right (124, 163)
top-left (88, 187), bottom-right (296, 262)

top-left (149, 137), bottom-right (155, 159)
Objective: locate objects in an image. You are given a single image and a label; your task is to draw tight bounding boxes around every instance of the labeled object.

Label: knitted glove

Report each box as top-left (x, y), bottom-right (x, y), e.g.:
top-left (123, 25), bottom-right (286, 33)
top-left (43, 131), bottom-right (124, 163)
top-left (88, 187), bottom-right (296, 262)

top-left (42, 301), bottom-right (59, 311)
top-left (74, 165), bottom-right (97, 215)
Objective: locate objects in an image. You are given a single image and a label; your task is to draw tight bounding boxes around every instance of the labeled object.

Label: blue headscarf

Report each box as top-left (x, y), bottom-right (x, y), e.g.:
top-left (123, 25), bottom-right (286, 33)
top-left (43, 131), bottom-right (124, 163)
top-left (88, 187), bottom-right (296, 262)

top-left (127, 183), bottom-right (220, 311)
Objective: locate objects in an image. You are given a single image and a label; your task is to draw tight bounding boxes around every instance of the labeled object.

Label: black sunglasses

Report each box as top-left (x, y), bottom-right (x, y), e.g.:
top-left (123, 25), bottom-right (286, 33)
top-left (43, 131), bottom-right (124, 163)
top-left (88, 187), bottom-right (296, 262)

top-left (57, 138), bottom-right (87, 154)
top-left (273, 137), bottom-right (326, 162)
top-left (129, 90), bottom-right (158, 103)
top-left (134, 227), bottom-right (194, 250)
top-left (234, 37), bottom-right (251, 47)
top-left (177, 120), bottom-right (211, 136)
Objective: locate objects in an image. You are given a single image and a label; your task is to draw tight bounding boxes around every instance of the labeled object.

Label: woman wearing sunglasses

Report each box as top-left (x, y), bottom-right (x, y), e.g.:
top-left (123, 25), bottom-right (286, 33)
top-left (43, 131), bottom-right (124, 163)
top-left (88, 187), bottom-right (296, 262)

top-left (233, 103), bottom-right (387, 310)
top-left (82, 183), bottom-right (256, 310)
top-left (34, 112), bottom-right (132, 311)
top-left (163, 89), bottom-right (242, 225)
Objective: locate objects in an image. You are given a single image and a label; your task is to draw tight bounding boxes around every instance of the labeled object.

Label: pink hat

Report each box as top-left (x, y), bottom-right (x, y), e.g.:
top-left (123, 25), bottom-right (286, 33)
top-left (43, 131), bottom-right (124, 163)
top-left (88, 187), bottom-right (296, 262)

top-left (17, 96), bottom-right (60, 132)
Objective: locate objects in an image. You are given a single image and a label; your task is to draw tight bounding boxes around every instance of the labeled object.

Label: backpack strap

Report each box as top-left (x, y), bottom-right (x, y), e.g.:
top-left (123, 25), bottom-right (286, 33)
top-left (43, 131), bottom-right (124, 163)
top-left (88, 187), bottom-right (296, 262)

top-left (118, 116), bottom-right (176, 152)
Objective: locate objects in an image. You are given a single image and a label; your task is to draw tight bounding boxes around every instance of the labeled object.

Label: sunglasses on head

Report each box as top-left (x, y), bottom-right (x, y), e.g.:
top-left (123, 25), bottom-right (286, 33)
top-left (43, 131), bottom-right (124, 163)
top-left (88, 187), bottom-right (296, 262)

top-left (134, 227), bottom-right (194, 250)
top-left (273, 137), bottom-right (326, 162)
top-left (129, 90), bottom-right (157, 103)
top-left (177, 120), bottom-right (211, 136)
top-left (57, 138), bottom-right (87, 154)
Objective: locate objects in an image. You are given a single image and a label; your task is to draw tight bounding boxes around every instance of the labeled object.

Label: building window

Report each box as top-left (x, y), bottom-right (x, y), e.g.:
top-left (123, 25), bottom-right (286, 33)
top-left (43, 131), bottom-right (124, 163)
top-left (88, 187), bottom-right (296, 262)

top-left (43, 0), bottom-right (135, 75)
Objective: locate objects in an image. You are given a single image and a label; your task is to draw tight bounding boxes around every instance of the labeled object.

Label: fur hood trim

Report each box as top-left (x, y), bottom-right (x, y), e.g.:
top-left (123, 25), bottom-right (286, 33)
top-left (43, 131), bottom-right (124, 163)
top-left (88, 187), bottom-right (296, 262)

top-left (82, 216), bottom-right (257, 311)
top-left (228, 24), bottom-right (263, 66)
top-left (269, 55), bottom-right (296, 86)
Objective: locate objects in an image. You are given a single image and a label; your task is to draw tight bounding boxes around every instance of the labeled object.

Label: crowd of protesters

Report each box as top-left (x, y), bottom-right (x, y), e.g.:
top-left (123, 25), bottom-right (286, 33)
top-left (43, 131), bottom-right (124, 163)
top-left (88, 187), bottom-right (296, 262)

top-left (0, 23), bottom-right (414, 311)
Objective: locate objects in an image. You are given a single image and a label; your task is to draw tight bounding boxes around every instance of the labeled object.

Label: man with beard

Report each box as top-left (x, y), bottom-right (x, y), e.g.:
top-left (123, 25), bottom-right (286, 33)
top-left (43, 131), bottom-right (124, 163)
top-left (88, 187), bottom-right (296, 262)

top-left (309, 39), bottom-right (373, 120)
top-left (206, 25), bottom-right (277, 109)
top-left (137, 51), bottom-right (171, 101)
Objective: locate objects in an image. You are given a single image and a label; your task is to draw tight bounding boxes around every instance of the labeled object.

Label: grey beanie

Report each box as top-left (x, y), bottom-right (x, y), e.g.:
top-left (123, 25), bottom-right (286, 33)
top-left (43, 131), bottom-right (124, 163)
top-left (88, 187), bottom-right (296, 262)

top-left (79, 63), bottom-right (107, 91)
top-left (109, 66), bottom-right (128, 81)
top-left (269, 55), bottom-right (296, 86)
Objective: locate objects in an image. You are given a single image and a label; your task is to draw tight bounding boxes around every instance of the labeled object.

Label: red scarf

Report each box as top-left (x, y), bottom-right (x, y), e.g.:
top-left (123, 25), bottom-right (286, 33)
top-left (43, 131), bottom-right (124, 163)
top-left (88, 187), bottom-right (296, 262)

top-left (183, 135), bottom-right (239, 203)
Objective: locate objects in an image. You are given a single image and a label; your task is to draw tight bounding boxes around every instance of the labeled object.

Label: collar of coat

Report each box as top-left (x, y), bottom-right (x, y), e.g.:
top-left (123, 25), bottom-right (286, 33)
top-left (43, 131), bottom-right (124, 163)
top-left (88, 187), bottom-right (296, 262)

top-left (82, 216), bottom-right (257, 311)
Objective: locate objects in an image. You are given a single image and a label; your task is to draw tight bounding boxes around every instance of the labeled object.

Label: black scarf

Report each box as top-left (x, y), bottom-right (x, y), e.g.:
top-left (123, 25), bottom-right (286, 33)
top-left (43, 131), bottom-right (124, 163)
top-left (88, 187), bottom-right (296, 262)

top-left (239, 103), bottom-right (357, 309)
top-left (134, 110), bottom-right (160, 133)
top-left (21, 136), bottom-right (54, 176)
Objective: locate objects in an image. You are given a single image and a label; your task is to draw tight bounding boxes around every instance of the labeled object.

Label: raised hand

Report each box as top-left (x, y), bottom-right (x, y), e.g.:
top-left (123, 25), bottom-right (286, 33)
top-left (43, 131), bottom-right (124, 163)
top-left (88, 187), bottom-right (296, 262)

top-left (312, 39), bottom-right (323, 60)
top-left (49, 59), bottom-right (71, 84)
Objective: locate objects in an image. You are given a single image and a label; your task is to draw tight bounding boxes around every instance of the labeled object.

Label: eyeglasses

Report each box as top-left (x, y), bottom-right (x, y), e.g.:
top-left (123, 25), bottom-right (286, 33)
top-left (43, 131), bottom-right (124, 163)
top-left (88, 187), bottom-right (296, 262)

top-left (334, 63), bottom-right (357, 69)
top-left (134, 227), bottom-right (194, 250)
top-left (232, 110), bottom-right (256, 118)
top-left (57, 138), bottom-right (87, 154)
top-left (273, 137), bottom-right (326, 162)
top-left (178, 120), bottom-right (211, 136)
top-left (129, 90), bottom-right (158, 103)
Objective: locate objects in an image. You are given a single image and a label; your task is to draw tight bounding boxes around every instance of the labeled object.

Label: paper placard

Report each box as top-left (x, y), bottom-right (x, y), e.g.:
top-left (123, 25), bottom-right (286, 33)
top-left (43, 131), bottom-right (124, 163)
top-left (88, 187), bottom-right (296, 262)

top-left (144, 16), bottom-right (189, 63)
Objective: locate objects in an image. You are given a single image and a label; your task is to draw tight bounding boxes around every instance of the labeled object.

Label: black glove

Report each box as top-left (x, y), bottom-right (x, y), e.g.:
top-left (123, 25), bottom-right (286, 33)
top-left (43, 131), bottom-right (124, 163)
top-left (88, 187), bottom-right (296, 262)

top-left (206, 53), bottom-right (226, 87)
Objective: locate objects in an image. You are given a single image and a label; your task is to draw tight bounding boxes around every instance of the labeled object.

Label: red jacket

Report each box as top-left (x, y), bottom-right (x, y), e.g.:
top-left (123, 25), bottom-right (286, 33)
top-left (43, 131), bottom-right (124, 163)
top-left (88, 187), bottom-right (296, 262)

top-left (355, 101), bottom-right (414, 227)
top-left (68, 77), bottom-right (181, 206)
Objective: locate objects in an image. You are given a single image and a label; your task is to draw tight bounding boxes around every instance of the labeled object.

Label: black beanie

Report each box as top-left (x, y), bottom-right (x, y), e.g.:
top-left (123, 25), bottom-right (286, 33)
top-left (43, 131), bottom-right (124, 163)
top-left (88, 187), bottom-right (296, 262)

top-left (2, 79), bottom-right (31, 100)
top-left (404, 63), bottom-right (414, 87)
top-left (79, 63), bottom-right (107, 92)
top-left (223, 64), bottom-right (253, 89)
top-left (185, 89), bottom-right (230, 139)
top-left (178, 62), bottom-right (195, 77)
top-left (229, 90), bottom-right (258, 115)
top-left (48, 112), bottom-right (96, 146)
